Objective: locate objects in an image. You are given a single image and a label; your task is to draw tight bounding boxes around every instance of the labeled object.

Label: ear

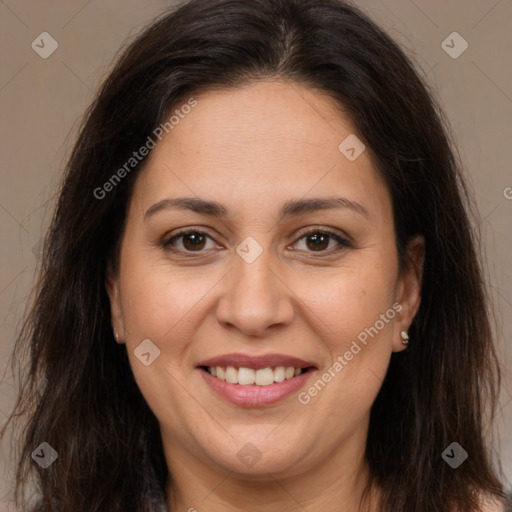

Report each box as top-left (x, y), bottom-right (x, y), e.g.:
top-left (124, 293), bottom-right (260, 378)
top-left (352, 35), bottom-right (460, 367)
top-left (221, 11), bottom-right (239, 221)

top-left (392, 234), bottom-right (425, 352)
top-left (105, 262), bottom-right (126, 344)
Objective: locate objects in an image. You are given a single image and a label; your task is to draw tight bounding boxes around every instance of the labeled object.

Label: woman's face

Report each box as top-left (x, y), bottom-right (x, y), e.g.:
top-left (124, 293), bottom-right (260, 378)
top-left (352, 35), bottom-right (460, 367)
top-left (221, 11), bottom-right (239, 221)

top-left (107, 80), bottom-right (423, 480)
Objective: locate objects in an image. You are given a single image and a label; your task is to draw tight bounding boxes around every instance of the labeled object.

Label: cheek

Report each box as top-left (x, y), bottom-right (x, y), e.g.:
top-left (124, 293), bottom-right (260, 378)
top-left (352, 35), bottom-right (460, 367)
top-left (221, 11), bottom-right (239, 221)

top-left (283, 262), bottom-right (398, 450)
top-left (308, 260), bottom-right (397, 350)
top-left (119, 264), bottom-right (217, 357)
top-left (117, 222), bottom-right (215, 338)
top-left (116, 258), bottom-right (217, 435)
top-left (298, 263), bottom-right (398, 427)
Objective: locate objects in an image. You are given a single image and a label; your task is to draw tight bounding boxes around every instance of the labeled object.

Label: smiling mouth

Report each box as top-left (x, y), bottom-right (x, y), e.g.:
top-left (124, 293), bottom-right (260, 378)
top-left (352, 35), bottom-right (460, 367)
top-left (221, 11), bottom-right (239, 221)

top-left (199, 365), bottom-right (315, 386)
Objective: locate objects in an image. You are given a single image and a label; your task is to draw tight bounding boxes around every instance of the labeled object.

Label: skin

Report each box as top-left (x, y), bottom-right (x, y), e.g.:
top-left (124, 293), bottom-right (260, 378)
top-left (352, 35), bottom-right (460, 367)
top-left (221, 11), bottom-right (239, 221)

top-left (106, 79), bottom-right (426, 512)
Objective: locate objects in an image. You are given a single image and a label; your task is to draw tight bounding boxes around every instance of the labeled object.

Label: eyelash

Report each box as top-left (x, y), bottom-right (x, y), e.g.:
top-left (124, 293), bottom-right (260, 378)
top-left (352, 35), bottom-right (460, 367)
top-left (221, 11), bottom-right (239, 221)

top-left (161, 227), bottom-right (352, 256)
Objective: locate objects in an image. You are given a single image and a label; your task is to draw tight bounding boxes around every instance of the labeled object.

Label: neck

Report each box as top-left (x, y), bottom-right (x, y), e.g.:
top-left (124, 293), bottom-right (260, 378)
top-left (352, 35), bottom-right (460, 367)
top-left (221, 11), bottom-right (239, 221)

top-left (164, 429), bottom-right (379, 512)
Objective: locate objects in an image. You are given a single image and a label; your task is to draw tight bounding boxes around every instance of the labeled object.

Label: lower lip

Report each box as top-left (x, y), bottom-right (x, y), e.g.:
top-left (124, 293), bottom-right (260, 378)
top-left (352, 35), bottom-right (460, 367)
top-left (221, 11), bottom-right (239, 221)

top-left (198, 368), bottom-right (316, 407)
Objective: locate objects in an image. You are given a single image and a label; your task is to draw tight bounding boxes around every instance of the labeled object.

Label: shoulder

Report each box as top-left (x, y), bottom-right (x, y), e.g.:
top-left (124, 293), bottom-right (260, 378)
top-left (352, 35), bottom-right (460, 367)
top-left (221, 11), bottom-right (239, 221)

top-left (478, 493), bottom-right (508, 512)
top-left (452, 493), bottom-right (509, 512)
top-left (481, 502), bottom-right (505, 512)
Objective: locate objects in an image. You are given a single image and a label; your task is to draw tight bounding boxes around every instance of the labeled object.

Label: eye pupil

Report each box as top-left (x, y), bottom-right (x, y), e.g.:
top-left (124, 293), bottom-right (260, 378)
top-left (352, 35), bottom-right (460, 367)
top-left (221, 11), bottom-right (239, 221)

top-left (306, 233), bottom-right (330, 251)
top-left (183, 233), bottom-right (206, 251)
top-left (167, 229), bottom-right (344, 255)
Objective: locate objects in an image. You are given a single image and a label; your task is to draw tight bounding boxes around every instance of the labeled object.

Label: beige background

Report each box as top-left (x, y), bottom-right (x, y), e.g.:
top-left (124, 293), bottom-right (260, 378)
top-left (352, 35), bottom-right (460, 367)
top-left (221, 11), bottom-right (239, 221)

top-left (1, 0), bottom-right (511, 508)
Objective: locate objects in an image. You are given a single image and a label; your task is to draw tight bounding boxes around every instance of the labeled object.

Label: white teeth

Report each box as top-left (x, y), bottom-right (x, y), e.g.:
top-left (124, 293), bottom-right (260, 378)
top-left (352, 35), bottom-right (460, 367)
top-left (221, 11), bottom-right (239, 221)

top-left (274, 366), bottom-right (285, 382)
top-left (225, 366), bottom-right (238, 384)
top-left (238, 367), bottom-right (255, 385)
top-left (255, 368), bottom-right (274, 386)
top-left (207, 365), bottom-right (307, 385)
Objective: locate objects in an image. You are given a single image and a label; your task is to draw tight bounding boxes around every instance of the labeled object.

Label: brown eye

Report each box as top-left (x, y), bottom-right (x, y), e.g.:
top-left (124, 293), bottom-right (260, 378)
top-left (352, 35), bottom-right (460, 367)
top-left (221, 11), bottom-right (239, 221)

top-left (304, 232), bottom-right (331, 251)
top-left (294, 230), bottom-right (350, 254)
top-left (164, 231), bottom-right (215, 252)
top-left (181, 232), bottom-right (207, 251)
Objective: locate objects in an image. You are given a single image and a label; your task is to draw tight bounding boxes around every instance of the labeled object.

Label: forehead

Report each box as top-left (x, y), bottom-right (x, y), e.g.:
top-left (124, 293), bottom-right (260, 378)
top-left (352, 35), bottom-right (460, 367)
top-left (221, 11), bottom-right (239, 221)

top-left (130, 80), bottom-right (391, 221)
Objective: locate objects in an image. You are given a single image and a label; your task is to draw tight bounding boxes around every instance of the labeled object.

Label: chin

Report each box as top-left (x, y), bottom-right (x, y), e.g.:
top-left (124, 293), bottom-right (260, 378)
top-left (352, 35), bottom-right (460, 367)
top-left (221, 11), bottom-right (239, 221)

top-left (202, 438), bottom-right (311, 478)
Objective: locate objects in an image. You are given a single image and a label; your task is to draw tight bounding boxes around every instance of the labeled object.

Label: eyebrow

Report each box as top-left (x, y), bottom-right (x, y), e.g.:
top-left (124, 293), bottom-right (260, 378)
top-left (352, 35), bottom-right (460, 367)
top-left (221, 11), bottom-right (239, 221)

top-left (144, 196), bottom-right (369, 221)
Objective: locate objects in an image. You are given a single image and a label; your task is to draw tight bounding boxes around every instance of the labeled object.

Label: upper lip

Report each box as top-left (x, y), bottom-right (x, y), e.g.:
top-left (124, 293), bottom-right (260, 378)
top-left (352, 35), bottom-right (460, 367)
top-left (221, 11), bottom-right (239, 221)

top-left (197, 353), bottom-right (317, 370)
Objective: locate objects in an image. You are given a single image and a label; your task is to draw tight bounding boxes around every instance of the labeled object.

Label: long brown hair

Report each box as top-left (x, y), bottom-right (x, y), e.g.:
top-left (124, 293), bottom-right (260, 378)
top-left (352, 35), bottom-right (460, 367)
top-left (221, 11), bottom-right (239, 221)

top-left (3, 0), bottom-right (509, 510)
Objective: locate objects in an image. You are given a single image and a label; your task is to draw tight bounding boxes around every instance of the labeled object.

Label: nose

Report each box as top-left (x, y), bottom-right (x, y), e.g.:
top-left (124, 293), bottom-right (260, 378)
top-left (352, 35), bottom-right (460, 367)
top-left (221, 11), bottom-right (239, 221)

top-left (215, 248), bottom-right (295, 337)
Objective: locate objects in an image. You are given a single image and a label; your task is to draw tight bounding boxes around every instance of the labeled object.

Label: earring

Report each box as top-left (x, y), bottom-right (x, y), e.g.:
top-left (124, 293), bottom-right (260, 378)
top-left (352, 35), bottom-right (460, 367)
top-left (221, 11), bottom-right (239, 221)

top-left (400, 329), bottom-right (409, 346)
top-left (113, 328), bottom-right (119, 341)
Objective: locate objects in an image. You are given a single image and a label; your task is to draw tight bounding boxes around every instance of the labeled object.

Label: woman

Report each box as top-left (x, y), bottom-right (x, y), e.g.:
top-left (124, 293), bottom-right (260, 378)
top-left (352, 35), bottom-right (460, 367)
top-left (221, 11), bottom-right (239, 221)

top-left (3, 0), bottom-right (511, 510)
